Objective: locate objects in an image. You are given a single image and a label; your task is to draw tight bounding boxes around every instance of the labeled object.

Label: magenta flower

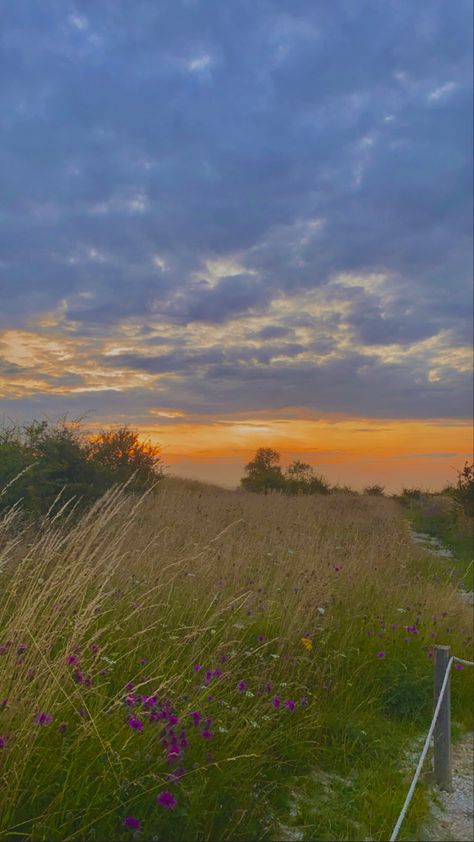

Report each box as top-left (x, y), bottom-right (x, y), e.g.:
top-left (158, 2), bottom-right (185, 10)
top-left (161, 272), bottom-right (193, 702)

top-left (192, 664), bottom-right (202, 672)
top-left (213, 669), bottom-right (222, 679)
top-left (90, 643), bottom-right (99, 655)
top-left (127, 716), bottom-right (144, 731)
top-left (237, 680), bottom-right (248, 692)
top-left (257, 635), bottom-right (265, 642)
top-left (284, 699), bottom-right (296, 712)
top-left (0, 736), bottom-right (5, 748)
top-left (35, 712), bottom-right (53, 725)
top-left (300, 696), bottom-right (309, 707)
top-left (85, 676), bottom-right (93, 688)
top-left (201, 729), bottom-right (213, 740)
top-left (125, 682), bottom-right (135, 691)
top-left (125, 693), bottom-right (137, 706)
top-left (17, 643), bottom-right (27, 655)
top-left (67, 655), bottom-right (78, 666)
top-left (139, 658), bottom-right (148, 665)
top-left (454, 663), bottom-right (464, 670)
top-left (189, 710), bottom-right (202, 726)
top-left (376, 651), bottom-right (385, 659)
top-left (167, 767), bottom-right (185, 783)
top-left (123, 816), bottom-right (142, 830)
top-left (157, 790), bottom-right (177, 810)
top-left (271, 695), bottom-right (281, 708)
top-left (167, 713), bottom-right (180, 726)
top-left (73, 669), bottom-right (84, 684)
top-left (406, 625), bottom-right (418, 635)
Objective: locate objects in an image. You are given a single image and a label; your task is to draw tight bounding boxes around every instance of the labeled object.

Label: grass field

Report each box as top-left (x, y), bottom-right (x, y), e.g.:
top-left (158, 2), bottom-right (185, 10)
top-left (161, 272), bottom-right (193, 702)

top-left (0, 479), bottom-right (472, 841)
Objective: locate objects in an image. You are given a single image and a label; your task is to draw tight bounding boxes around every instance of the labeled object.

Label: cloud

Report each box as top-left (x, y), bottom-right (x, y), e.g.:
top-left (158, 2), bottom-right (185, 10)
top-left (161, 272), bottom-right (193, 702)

top-left (0, 0), bottom-right (471, 425)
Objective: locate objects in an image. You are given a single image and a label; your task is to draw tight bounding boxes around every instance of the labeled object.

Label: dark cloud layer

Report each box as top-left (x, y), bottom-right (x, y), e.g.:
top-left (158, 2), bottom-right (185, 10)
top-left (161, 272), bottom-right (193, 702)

top-left (0, 0), bottom-right (472, 421)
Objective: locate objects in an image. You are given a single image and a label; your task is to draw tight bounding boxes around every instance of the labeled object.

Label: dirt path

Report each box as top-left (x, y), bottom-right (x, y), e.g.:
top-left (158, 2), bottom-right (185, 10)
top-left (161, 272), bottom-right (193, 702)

top-left (421, 733), bottom-right (474, 842)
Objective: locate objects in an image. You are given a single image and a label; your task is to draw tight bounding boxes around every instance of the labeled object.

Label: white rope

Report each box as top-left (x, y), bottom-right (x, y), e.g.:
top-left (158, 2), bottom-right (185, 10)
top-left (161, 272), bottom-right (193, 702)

top-left (389, 652), bottom-right (473, 842)
top-left (454, 656), bottom-right (474, 666)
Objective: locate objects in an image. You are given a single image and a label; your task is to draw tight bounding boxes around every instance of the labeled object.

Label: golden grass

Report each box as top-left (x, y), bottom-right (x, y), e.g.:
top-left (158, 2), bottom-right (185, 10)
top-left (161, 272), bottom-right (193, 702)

top-left (0, 479), bottom-right (472, 841)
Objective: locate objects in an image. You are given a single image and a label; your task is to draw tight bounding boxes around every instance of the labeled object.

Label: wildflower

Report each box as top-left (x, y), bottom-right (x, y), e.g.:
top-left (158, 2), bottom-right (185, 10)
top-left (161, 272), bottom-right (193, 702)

top-left (201, 729), bottom-right (213, 740)
top-left (406, 625), bottom-right (418, 635)
top-left (127, 716), bottom-right (144, 731)
top-left (192, 664), bottom-right (202, 672)
top-left (35, 712), bottom-right (53, 725)
top-left (67, 655), bottom-right (78, 666)
top-left (143, 694), bottom-right (158, 708)
top-left (123, 816), bottom-right (142, 830)
top-left (300, 696), bottom-right (309, 707)
top-left (58, 722), bottom-right (68, 734)
top-left (167, 767), bottom-right (185, 783)
top-left (301, 637), bottom-right (313, 652)
top-left (85, 676), bottom-right (93, 688)
top-left (271, 696), bottom-right (281, 708)
top-left (284, 699), bottom-right (296, 712)
top-left (204, 670), bottom-right (214, 685)
top-left (139, 658), bottom-right (148, 665)
top-left (189, 710), bottom-right (202, 726)
top-left (376, 651), bottom-right (385, 659)
top-left (125, 694), bottom-right (137, 706)
top-left (213, 669), bottom-right (222, 679)
top-left (125, 682), bottom-right (135, 691)
top-left (90, 643), bottom-right (99, 655)
top-left (257, 635), bottom-right (265, 642)
top-left (167, 713), bottom-right (180, 726)
top-left (17, 643), bottom-right (27, 655)
top-left (72, 669), bottom-right (84, 684)
top-left (157, 790), bottom-right (177, 810)
top-left (0, 736), bottom-right (5, 748)
top-left (237, 680), bottom-right (248, 692)
top-left (454, 663), bottom-right (464, 671)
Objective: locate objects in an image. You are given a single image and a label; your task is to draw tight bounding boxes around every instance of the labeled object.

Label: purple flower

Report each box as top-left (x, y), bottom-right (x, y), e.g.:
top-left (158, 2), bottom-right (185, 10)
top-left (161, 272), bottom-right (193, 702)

top-left (127, 716), bottom-right (144, 731)
top-left (67, 655), bottom-right (78, 666)
top-left (201, 729), bottom-right (213, 740)
top-left (284, 699), bottom-right (296, 712)
top-left (300, 696), bottom-right (309, 707)
top-left (406, 625), bottom-right (418, 635)
top-left (167, 767), bottom-right (185, 783)
top-left (157, 790), bottom-right (177, 810)
top-left (257, 635), bottom-right (265, 642)
top-left (271, 696), bottom-right (281, 708)
top-left (143, 694), bottom-right (158, 708)
top-left (189, 710), bottom-right (202, 726)
top-left (454, 663), bottom-right (464, 670)
top-left (376, 651), bottom-right (385, 659)
top-left (237, 680), bottom-right (248, 693)
top-left (123, 816), bottom-right (142, 830)
top-left (58, 721), bottom-right (68, 734)
top-left (192, 664), bottom-right (203, 672)
top-left (17, 643), bottom-right (27, 655)
top-left (167, 713), bottom-right (180, 726)
top-left (125, 693), bottom-right (137, 706)
top-left (213, 669), bottom-right (222, 679)
top-left (139, 658), bottom-right (148, 665)
top-left (90, 643), bottom-right (99, 655)
top-left (85, 676), bottom-right (93, 688)
top-left (125, 682), bottom-right (135, 691)
top-left (35, 712), bottom-right (53, 726)
top-left (0, 736), bottom-right (5, 748)
top-left (73, 669), bottom-right (84, 684)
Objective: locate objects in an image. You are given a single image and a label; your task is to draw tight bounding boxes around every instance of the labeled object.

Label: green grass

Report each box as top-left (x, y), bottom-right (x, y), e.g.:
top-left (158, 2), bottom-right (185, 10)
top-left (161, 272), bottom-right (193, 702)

top-left (0, 482), bottom-right (472, 841)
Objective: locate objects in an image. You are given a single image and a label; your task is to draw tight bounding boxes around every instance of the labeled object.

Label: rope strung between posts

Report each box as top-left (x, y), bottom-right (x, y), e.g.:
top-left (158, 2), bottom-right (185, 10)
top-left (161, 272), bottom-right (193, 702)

top-left (389, 654), bottom-right (474, 842)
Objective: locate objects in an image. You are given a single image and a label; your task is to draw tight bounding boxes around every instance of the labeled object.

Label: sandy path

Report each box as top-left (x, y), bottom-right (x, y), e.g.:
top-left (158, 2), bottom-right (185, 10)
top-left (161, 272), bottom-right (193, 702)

top-left (421, 733), bottom-right (474, 842)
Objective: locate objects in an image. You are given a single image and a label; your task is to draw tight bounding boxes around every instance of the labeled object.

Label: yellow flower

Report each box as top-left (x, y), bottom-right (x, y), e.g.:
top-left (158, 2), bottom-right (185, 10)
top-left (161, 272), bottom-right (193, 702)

top-left (301, 637), bottom-right (313, 652)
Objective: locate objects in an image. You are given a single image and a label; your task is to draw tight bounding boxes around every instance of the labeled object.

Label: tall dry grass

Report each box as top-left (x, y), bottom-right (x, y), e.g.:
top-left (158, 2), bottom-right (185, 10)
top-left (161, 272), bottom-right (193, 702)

top-left (0, 479), bottom-right (472, 841)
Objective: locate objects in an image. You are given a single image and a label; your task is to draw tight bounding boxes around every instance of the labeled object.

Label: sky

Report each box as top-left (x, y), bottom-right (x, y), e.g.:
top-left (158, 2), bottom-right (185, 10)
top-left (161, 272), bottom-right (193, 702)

top-left (0, 0), bottom-right (472, 491)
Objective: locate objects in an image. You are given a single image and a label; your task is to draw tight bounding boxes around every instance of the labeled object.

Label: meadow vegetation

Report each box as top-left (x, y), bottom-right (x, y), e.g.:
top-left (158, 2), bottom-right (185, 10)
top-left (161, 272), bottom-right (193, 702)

top-left (0, 477), bottom-right (472, 841)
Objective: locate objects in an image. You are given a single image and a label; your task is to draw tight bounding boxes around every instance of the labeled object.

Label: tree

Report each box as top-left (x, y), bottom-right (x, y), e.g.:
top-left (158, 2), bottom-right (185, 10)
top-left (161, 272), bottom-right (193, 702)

top-left (87, 427), bottom-right (163, 490)
top-left (285, 460), bottom-right (330, 495)
top-left (240, 448), bottom-right (285, 494)
top-left (453, 461), bottom-right (474, 516)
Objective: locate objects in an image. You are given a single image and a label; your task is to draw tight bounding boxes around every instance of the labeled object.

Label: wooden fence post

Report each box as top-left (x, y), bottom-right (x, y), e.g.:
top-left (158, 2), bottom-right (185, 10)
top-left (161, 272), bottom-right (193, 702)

top-left (433, 645), bottom-right (452, 791)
